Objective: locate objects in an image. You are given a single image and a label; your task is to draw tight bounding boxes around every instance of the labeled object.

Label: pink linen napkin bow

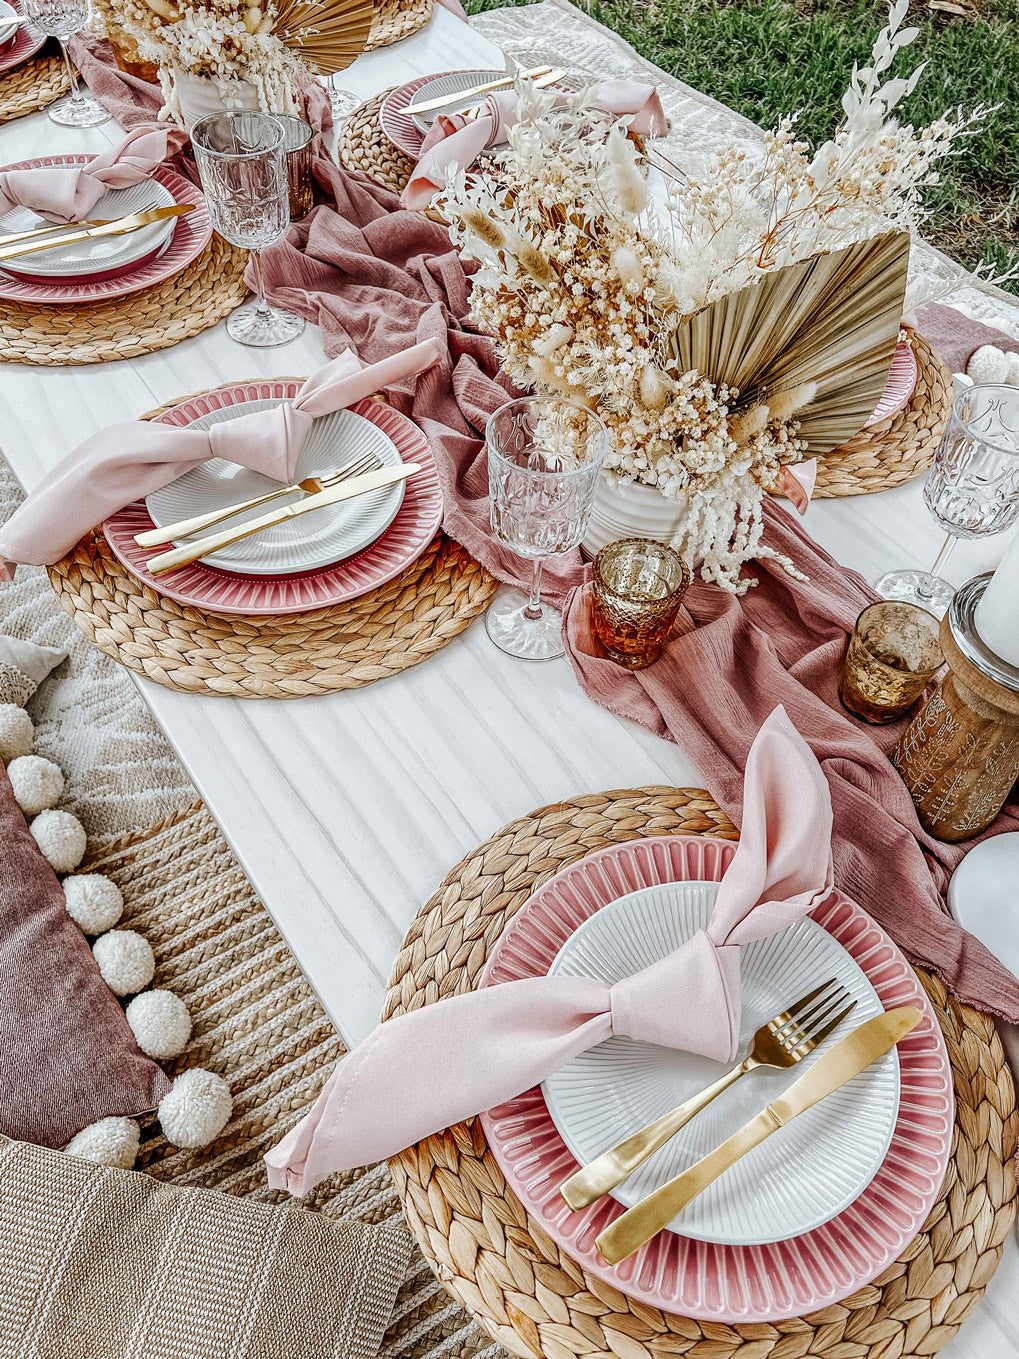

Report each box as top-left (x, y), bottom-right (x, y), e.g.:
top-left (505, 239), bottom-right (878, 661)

top-left (266, 705), bottom-right (834, 1194)
top-left (0, 125), bottom-right (174, 223)
top-left (0, 339), bottom-right (445, 578)
top-left (402, 81), bottom-right (669, 211)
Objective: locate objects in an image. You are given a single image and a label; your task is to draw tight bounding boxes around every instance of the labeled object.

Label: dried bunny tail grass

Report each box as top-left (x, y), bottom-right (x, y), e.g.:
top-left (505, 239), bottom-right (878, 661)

top-left (513, 234), bottom-right (554, 284)
top-left (460, 208), bottom-right (507, 252)
top-left (766, 381), bottom-right (818, 423)
top-left (534, 323), bottom-right (574, 357)
top-left (639, 364), bottom-right (672, 412)
top-left (605, 127), bottom-right (648, 217)
top-left (728, 403), bottom-right (770, 445)
top-left (611, 245), bottom-right (645, 293)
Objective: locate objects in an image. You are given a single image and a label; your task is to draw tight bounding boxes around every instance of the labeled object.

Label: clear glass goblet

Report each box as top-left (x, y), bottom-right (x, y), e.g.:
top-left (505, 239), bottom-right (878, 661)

top-left (21, 0), bottom-right (109, 127)
top-left (191, 111), bottom-right (306, 348)
top-left (877, 384), bottom-right (1019, 615)
top-left (486, 395), bottom-right (607, 661)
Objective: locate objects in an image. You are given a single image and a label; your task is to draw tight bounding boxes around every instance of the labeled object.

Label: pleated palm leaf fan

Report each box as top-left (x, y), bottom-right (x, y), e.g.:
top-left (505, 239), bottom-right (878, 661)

top-left (271, 0), bottom-right (374, 73)
top-left (665, 231), bottom-right (911, 456)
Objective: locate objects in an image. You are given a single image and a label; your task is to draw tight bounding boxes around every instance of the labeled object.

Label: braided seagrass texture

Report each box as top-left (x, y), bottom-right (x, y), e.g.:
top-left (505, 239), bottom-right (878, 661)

top-left (0, 50), bottom-right (68, 123)
top-left (814, 331), bottom-right (953, 498)
top-left (338, 88), bottom-right (415, 193)
top-left (384, 788), bottom-right (1018, 1359)
top-left (366, 0), bottom-right (433, 51)
top-left (0, 235), bottom-right (248, 366)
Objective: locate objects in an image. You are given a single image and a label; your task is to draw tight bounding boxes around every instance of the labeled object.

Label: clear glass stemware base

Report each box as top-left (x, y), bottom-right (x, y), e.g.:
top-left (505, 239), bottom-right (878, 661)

top-left (874, 568), bottom-right (955, 616)
top-left (226, 300), bottom-right (305, 347)
top-left (485, 586), bottom-right (565, 661)
top-left (48, 91), bottom-right (110, 126)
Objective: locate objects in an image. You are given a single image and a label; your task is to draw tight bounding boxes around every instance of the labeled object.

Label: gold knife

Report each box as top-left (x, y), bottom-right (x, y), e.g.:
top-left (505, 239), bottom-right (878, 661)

top-left (405, 65), bottom-right (553, 116)
top-left (594, 1005), bottom-right (922, 1266)
top-left (146, 462), bottom-right (422, 576)
top-left (0, 204), bottom-right (193, 265)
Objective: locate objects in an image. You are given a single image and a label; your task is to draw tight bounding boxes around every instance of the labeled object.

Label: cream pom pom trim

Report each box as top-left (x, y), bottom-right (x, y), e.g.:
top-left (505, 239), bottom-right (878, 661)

top-left (966, 345), bottom-right (1010, 385)
top-left (92, 929), bottom-right (156, 997)
top-left (63, 873), bottom-right (124, 935)
top-left (7, 753), bottom-right (64, 816)
top-left (65, 1117), bottom-right (140, 1170)
top-left (30, 808), bottom-right (86, 872)
top-left (0, 703), bottom-right (33, 763)
top-left (126, 990), bottom-right (192, 1060)
top-left (158, 1069), bottom-right (232, 1149)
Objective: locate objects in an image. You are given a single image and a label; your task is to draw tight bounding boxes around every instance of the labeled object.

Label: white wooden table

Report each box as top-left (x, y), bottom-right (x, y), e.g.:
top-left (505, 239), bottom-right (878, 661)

top-left (0, 11), bottom-right (1016, 1351)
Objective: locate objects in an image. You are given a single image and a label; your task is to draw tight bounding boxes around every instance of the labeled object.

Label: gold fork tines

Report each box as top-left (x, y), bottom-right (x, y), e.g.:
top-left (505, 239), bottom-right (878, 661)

top-left (560, 977), bottom-right (856, 1211)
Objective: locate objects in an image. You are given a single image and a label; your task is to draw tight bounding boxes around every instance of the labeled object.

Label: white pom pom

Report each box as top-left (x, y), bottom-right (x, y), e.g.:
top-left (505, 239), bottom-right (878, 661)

top-left (126, 989), bottom-right (192, 1059)
top-left (1006, 352), bottom-right (1019, 387)
top-left (158, 1068), bottom-right (231, 1148)
top-left (92, 929), bottom-right (155, 997)
top-left (967, 345), bottom-right (1009, 385)
top-left (65, 1116), bottom-right (140, 1169)
top-left (0, 703), bottom-right (33, 763)
top-left (7, 753), bottom-right (64, 816)
top-left (30, 809), bottom-right (86, 872)
top-left (63, 873), bottom-right (124, 934)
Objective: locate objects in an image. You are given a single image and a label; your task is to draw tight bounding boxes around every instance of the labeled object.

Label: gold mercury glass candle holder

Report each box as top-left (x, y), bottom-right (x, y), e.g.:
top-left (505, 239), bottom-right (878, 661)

top-left (839, 600), bottom-right (944, 724)
top-left (276, 114), bottom-right (314, 220)
top-left (593, 539), bottom-right (690, 669)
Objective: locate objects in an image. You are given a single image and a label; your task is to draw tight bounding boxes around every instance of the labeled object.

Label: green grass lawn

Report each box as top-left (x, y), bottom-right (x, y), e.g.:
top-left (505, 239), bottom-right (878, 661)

top-left (467, 0), bottom-right (1019, 292)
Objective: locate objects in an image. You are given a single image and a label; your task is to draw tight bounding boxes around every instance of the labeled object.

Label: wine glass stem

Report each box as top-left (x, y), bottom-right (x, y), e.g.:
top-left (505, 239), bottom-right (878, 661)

top-left (60, 40), bottom-right (83, 103)
top-left (248, 249), bottom-right (274, 320)
top-left (524, 558), bottom-right (545, 621)
top-left (917, 534), bottom-right (957, 601)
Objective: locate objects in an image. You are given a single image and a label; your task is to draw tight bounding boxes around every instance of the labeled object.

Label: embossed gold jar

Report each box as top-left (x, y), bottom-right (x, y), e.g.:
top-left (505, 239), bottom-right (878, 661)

top-left (893, 574), bottom-right (1019, 842)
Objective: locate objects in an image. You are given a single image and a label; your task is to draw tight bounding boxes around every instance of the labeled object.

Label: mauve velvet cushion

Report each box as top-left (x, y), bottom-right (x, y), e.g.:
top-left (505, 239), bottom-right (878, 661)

top-left (0, 765), bottom-right (170, 1146)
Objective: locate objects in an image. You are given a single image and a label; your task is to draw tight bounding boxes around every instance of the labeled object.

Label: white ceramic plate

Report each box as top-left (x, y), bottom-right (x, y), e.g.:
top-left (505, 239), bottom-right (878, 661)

top-left (542, 881), bottom-right (900, 1246)
top-left (0, 176), bottom-right (176, 279)
top-left (0, 2), bottom-right (19, 45)
top-left (145, 400), bottom-right (405, 576)
top-left (407, 68), bottom-right (507, 136)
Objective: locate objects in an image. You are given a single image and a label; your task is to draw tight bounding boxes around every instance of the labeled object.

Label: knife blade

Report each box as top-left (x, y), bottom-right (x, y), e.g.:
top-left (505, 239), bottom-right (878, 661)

top-left (595, 1005), bottom-right (923, 1266)
top-left (146, 461), bottom-right (422, 576)
top-left (0, 204), bottom-right (193, 265)
top-left (405, 65), bottom-right (553, 116)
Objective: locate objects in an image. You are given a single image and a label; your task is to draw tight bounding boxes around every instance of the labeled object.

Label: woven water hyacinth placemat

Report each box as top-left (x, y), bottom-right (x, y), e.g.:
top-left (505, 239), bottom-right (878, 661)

top-left (366, 0), bottom-right (433, 52)
top-left (338, 88), bottom-right (415, 194)
top-left (0, 236), bottom-right (248, 366)
top-left (48, 380), bottom-right (496, 697)
top-left (384, 788), bottom-right (1018, 1359)
top-left (0, 50), bottom-right (68, 123)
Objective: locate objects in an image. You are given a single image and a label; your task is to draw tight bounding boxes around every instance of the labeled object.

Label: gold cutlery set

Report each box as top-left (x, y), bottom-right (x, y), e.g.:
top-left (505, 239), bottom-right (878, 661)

top-left (556, 980), bottom-right (921, 1266)
top-left (405, 64), bottom-right (566, 120)
top-left (0, 203), bottom-right (194, 265)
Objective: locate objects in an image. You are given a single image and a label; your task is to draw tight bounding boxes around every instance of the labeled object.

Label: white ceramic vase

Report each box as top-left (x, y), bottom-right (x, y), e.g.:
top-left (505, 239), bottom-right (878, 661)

top-left (582, 476), bottom-right (690, 558)
top-left (171, 70), bottom-right (261, 131)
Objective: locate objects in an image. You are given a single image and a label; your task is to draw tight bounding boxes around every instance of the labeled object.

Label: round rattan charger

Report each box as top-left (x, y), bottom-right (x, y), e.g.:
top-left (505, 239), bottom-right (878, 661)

top-left (385, 787), bottom-right (1017, 1359)
top-left (0, 235), bottom-right (249, 366)
top-left (48, 384), bottom-right (496, 698)
top-left (0, 48), bottom-right (68, 123)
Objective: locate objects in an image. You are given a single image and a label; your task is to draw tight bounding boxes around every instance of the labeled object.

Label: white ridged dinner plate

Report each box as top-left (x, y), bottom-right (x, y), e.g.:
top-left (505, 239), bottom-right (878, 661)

top-left (145, 401), bottom-right (405, 576)
top-left (542, 880), bottom-right (899, 1246)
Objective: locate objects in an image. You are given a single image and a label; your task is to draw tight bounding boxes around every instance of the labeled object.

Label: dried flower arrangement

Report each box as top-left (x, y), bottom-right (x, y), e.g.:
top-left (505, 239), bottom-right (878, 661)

top-left (92, 0), bottom-right (372, 119)
top-left (438, 2), bottom-right (991, 592)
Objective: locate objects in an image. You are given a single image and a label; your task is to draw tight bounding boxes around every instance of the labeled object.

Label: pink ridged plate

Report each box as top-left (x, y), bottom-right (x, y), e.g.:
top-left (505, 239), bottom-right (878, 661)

top-left (380, 70), bottom-right (491, 158)
top-left (863, 338), bottom-right (918, 427)
top-left (102, 385), bottom-right (443, 617)
top-left (479, 835), bottom-right (954, 1323)
top-left (0, 159), bottom-right (211, 304)
top-left (0, 1), bottom-right (45, 73)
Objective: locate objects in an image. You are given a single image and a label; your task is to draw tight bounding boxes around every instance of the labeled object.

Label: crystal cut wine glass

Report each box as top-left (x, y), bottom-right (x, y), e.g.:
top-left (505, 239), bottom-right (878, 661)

top-left (877, 384), bottom-right (1019, 615)
top-left (191, 111), bottom-right (305, 348)
top-left (21, 0), bottom-right (109, 127)
top-left (486, 396), bottom-right (607, 661)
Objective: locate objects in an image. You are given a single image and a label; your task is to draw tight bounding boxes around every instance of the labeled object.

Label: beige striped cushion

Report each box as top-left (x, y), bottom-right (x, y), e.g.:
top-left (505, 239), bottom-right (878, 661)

top-left (0, 1139), bottom-right (411, 1359)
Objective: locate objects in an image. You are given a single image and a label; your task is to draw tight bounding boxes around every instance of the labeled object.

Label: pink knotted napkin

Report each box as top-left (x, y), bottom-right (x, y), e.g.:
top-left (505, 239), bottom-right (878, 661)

top-left (0, 124), bottom-right (175, 222)
top-left (0, 339), bottom-right (444, 578)
top-left (266, 705), bottom-right (833, 1193)
top-left (402, 81), bottom-right (669, 210)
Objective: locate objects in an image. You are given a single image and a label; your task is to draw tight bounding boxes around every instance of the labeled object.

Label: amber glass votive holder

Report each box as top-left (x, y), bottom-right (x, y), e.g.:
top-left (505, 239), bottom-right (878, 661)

top-left (276, 114), bottom-right (314, 220)
top-left (592, 539), bottom-right (690, 669)
top-left (839, 600), bottom-right (944, 724)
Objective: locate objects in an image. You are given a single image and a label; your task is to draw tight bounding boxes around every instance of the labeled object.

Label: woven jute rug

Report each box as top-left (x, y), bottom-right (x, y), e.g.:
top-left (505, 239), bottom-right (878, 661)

top-left (82, 801), bottom-right (498, 1359)
top-left (0, 50), bottom-right (68, 123)
top-left (384, 788), bottom-right (1018, 1359)
top-left (0, 235), bottom-right (248, 367)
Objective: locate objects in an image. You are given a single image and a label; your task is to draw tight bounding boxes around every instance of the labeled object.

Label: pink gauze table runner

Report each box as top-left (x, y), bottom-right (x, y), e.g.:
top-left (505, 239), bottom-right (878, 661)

top-left (62, 39), bottom-right (1019, 1028)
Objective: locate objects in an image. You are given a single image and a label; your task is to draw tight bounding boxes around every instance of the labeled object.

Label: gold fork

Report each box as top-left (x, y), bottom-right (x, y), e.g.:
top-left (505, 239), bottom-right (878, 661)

top-left (560, 977), bottom-right (856, 1211)
top-left (133, 452), bottom-right (385, 547)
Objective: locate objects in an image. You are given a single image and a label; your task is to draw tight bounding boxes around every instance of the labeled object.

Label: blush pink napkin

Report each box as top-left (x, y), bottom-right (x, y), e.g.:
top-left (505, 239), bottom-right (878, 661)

top-left (403, 81), bottom-right (668, 210)
top-left (266, 705), bottom-right (833, 1192)
top-left (0, 341), bottom-right (443, 577)
top-left (0, 124), bottom-right (173, 221)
